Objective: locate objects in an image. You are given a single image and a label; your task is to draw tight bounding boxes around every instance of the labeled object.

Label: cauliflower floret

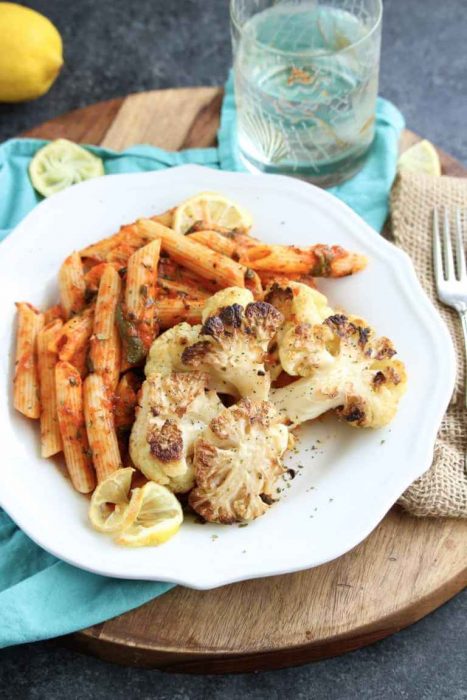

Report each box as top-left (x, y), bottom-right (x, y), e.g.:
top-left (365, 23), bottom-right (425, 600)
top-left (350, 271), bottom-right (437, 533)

top-left (265, 282), bottom-right (333, 376)
top-left (181, 301), bottom-right (283, 399)
top-left (130, 372), bottom-right (222, 492)
top-left (201, 287), bottom-right (254, 323)
top-left (145, 323), bottom-right (201, 377)
top-left (189, 399), bottom-right (289, 523)
top-left (270, 314), bottom-right (407, 428)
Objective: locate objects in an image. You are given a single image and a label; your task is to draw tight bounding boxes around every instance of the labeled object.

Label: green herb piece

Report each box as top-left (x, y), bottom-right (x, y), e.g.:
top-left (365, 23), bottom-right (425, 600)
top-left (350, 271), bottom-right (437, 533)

top-left (116, 302), bottom-right (146, 365)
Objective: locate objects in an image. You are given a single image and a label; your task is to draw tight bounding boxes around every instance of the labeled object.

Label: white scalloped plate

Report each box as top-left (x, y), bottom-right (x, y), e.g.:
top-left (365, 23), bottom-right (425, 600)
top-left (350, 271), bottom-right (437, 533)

top-left (0, 165), bottom-right (455, 589)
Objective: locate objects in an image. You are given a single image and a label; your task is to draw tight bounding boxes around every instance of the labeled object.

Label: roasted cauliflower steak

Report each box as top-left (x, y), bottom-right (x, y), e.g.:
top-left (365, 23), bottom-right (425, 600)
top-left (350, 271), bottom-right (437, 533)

top-left (270, 312), bottom-right (407, 428)
top-left (189, 399), bottom-right (289, 523)
top-left (130, 371), bottom-right (223, 492)
top-left (181, 298), bottom-right (283, 400)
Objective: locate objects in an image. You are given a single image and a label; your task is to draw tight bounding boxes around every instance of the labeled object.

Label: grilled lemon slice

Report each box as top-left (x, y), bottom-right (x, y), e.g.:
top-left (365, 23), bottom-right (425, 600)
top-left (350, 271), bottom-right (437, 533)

top-left (173, 191), bottom-right (252, 234)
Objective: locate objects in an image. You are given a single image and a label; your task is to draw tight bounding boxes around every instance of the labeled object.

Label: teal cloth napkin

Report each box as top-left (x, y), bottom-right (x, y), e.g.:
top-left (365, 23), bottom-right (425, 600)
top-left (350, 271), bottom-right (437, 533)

top-left (0, 76), bottom-right (404, 649)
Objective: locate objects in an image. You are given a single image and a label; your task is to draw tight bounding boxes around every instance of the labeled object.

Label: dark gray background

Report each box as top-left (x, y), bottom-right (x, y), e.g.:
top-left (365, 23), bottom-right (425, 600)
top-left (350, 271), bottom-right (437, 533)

top-left (1, 0), bottom-right (466, 698)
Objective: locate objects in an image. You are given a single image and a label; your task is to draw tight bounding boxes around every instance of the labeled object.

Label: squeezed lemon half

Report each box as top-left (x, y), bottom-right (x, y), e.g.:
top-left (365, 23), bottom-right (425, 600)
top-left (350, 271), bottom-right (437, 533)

top-left (89, 469), bottom-right (183, 547)
top-left (29, 139), bottom-right (105, 197)
top-left (89, 468), bottom-right (139, 534)
top-left (115, 481), bottom-right (183, 547)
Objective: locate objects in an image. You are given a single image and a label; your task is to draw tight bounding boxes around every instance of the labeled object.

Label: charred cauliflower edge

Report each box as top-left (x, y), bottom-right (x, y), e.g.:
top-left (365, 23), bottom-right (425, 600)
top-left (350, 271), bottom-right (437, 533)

top-left (189, 398), bottom-right (289, 523)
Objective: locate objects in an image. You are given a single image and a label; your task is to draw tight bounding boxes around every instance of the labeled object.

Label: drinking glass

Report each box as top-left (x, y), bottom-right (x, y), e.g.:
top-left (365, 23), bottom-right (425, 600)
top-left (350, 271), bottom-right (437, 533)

top-left (230, 0), bottom-right (382, 186)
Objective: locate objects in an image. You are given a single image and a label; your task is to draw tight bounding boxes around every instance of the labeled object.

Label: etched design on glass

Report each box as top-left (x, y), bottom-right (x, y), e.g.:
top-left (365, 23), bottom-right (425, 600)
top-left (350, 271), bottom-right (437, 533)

top-left (239, 110), bottom-right (289, 164)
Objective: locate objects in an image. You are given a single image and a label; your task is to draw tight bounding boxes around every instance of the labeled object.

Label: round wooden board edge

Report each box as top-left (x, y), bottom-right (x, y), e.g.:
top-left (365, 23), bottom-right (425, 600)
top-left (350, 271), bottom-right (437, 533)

top-left (22, 88), bottom-right (467, 673)
top-left (65, 564), bottom-right (466, 673)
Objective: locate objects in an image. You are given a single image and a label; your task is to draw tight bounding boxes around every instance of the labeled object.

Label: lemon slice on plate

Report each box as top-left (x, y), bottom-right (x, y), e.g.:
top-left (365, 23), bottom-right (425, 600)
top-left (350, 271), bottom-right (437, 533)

top-left (89, 467), bottom-right (139, 534)
top-left (29, 138), bottom-right (105, 197)
top-left (173, 191), bottom-right (253, 234)
top-left (398, 139), bottom-right (441, 176)
top-left (115, 481), bottom-right (183, 547)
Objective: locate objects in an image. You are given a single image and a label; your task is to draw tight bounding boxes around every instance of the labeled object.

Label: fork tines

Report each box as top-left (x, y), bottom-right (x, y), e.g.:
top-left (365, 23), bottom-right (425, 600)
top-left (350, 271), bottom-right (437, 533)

top-left (433, 207), bottom-right (467, 287)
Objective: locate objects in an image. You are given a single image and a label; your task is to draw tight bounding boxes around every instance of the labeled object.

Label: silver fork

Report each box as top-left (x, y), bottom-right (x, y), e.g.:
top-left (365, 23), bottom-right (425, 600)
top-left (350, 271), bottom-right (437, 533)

top-left (433, 207), bottom-right (467, 408)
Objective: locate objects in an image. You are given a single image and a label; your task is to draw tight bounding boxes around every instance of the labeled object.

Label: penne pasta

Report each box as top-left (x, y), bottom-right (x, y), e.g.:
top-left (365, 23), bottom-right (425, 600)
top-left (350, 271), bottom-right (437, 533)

top-left (123, 239), bottom-right (161, 355)
top-left (80, 223), bottom-right (150, 264)
top-left (106, 241), bottom-right (141, 267)
top-left (90, 265), bottom-right (122, 391)
top-left (51, 305), bottom-right (94, 362)
top-left (156, 297), bottom-right (204, 329)
top-left (80, 229), bottom-right (126, 262)
top-left (43, 304), bottom-right (65, 325)
top-left (37, 319), bottom-right (64, 457)
top-left (13, 303), bottom-right (44, 419)
top-left (258, 270), bottom-right (317, 290)
top-left (186, 221), bottom-right (258, 256)
top-left (68, 342), bottom-right (89, 378)
top-left (114, 371), bottom-right (141, 433)
top-left (83, 373), bottom-right (122, 482)
top-left (55, 361), bottom-right (96, 493)
top-left (157, 277), bottom-right (209, 299)
top-left (84, 261), bottom-right (121, 293)
top-left (187, 230), bottom-right (237, 257)
top-left (59, 251), bottom-right (86, 318)
top-left (137, 219), bottom-right (249, 289)
top-left (151, 208), bottom-right (175, 228)
top-left (239, 243), bottom-right (368, 277)
top-left (158, 257), bottom-right (219, 295)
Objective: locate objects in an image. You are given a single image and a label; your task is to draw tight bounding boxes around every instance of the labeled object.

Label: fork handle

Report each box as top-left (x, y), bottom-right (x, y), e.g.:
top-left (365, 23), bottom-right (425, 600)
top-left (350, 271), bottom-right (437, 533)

top-left (458, 310), bottom-right (467, 409)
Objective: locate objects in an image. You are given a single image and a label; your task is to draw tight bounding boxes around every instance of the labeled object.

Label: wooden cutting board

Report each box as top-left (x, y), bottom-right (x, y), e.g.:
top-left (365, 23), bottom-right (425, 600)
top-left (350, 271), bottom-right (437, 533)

top-left (24, 87), bottom-right (467, 673)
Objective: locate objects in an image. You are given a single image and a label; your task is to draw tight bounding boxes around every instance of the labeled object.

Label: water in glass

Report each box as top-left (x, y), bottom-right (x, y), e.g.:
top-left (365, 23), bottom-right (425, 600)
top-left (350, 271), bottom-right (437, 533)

top-left (233, 1), bottom-right (381, 186)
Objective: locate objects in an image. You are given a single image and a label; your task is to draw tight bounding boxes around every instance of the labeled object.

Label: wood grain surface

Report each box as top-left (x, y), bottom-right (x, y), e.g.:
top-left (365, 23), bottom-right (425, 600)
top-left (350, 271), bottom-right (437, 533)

top-left (24, 87), bottom-right (467, 673)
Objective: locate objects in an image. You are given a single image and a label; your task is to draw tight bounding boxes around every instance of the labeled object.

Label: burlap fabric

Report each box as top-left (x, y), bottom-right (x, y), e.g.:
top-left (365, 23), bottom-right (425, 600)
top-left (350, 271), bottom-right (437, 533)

top-left (391, 171), bottom-right (467, 517)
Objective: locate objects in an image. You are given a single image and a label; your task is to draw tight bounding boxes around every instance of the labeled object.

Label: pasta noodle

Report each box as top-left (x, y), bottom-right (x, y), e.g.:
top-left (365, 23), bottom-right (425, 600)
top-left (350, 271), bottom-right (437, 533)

top-left (84, 262), bottom-right (121, 293)
top-left (90, 264), bottom-right (122, 391)
top-left (83, 373), bottom-right (122, 482)
top-left (114, 371), bottom-right (141, 433)
top-left (13, 303), bottom-right (44, 419)
top-left (136, 219), bottom-right (249, 289)
top-left (157, 277), bottom-right (209, 299)
top-left (158, 257), bottom-right (219, 295)
top-left (51, 305), bottom-right (94, 362)
top-left (151, 208), bottom-right (174, 227)
top-left (55, 361), bottom-right (96, 493)
top-left (37, 319), bottom-right (64, 457)
top-left (239, 243), bottom-right (367, 277)
top-left (80, 223), bottom-right (150, 264)
top-left (59, 251), bottom-right (86, 318)
top-left (156, 297), bottom-right (204, 329)
top-left (43, 304), bottom-right (65, 325)
top-left (257, 270), bottom-right (317, 290)
top-left (187, 230), bottom-right (237, 257)
top-left (124, 239), bottom-right (161, 353)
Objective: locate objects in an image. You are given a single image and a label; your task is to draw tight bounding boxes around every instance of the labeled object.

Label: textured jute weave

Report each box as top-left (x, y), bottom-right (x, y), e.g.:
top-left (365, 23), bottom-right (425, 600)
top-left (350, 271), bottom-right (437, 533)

top-left (391, 171), bottom-right (467, 517)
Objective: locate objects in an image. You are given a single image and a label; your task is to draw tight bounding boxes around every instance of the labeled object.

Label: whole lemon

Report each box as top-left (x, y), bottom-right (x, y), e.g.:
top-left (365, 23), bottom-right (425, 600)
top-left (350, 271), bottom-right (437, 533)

top-left (0, 2), bottom-right (63, 102)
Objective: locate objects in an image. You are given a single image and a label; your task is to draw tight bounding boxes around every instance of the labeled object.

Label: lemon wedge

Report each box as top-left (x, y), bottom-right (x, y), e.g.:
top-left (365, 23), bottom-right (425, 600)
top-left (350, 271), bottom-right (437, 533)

top-left (29, 139), bottom-right (105, 197)
top-left (116, 481), bottom-right (183, 547)
top-left (89, 468), bottom-right (139, 534)
top-left (173, 191), bottom-right (253, 234)
top-left (398, 140), bottom-right (441, 177)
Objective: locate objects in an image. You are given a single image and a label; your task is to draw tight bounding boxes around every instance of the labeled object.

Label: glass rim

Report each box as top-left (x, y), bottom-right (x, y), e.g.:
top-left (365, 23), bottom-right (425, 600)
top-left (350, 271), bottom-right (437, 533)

top-left (229, 0), bottom-right (383, 58)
